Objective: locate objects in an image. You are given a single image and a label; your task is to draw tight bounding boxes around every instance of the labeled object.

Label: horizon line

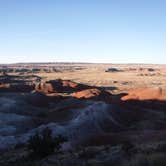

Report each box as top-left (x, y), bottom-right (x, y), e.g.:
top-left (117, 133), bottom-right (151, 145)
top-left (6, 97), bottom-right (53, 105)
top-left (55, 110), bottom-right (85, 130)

top-left (0, 61), bottom-right (166, 65)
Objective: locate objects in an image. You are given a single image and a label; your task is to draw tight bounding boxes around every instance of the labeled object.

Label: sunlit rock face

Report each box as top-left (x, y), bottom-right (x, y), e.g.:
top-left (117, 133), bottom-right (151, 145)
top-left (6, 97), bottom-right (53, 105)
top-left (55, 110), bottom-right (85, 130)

top-left (35, 83), bottom-right (55, 94)
top-left (1, 81), bottom-right (165, 151)
top-left (35, 79), bottom-right (91, 94)
top-left (121, 87), bottom-right (166, 101)
top-left (71, 88), bottom-right (112, 102)
top-left (0, 90), bottom-right (165, 151)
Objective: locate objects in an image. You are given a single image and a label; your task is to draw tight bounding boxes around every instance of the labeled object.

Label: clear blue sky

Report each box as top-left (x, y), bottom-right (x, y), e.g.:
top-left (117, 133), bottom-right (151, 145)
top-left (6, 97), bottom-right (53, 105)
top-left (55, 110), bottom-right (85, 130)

top-left (1, 0), bottom-right (166, 63)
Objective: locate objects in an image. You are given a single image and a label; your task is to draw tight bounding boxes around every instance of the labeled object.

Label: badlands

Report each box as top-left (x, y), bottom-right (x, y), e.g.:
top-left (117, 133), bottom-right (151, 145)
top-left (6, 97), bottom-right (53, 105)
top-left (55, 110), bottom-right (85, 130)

top-left (0, 63), bottom-right (166, 166)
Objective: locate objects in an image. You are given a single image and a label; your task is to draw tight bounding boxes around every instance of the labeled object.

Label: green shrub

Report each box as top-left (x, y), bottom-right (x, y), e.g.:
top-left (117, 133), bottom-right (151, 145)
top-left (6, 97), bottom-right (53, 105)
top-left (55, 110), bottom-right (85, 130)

top-left (28, 127), bottom-right (67, 157)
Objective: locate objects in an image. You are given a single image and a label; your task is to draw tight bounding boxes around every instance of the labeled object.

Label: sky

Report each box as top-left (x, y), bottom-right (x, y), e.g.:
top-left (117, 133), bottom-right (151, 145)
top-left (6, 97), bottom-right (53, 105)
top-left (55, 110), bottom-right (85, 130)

top-left (0, 0), bottom-right (166, 64)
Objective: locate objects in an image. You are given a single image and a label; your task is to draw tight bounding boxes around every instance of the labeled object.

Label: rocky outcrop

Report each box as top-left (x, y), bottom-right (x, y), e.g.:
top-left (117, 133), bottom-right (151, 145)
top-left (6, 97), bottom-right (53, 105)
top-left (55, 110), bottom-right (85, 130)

top-left (0, 74), bottom-right (40, 93)
top-left (0, 83), bottom-right (8, 89)
top-left (121, 87), bottom-right (166, 101)
top-left (35, 80), bottom-right (91, 94)
top-left (71, 88), bottom-right (112, 102)
top-left (35, 83), bottom-right (55, 94)
top-left (62, 80), bottom-right (79, 88)
top-left (72, 88), bottom-right (101, 99)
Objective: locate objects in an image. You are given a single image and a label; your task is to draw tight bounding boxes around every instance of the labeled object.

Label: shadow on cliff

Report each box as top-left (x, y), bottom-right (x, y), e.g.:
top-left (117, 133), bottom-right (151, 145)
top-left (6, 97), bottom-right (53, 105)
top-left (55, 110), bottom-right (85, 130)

top-left (83, 94), bottom-right (166, 147)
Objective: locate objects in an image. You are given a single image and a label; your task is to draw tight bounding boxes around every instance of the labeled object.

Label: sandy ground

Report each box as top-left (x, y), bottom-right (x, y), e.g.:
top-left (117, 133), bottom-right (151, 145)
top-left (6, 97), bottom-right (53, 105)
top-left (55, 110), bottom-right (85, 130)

top-left (35, 64), bottom-right (166, 94)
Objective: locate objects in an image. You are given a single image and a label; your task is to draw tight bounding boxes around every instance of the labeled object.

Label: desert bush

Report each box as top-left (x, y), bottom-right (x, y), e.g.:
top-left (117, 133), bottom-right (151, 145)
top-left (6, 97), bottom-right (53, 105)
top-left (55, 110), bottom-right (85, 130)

top-left (28, 127), bottom-right (67, 157)
top-left (105, 68), bottom-right (123, 72)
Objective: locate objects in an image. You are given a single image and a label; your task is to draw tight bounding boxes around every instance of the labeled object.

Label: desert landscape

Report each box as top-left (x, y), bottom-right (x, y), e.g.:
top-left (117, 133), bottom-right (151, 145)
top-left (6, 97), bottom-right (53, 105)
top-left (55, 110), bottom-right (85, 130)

top-left (2, 0), bottom-right (166, 165)
top-left (0, 63), bottom-right (166, 165)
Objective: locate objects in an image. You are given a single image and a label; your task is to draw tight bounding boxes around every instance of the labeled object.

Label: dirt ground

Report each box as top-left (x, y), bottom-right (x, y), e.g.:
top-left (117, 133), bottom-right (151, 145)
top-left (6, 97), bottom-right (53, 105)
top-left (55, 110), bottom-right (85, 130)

top-left (35, 63), bottom-right (166, 94)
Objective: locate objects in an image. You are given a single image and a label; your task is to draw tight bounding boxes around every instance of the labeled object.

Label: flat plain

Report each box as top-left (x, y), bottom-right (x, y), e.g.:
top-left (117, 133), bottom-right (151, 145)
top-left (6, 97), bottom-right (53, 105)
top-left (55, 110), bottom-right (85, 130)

top-left (34, 63), bottom-right (166, 93)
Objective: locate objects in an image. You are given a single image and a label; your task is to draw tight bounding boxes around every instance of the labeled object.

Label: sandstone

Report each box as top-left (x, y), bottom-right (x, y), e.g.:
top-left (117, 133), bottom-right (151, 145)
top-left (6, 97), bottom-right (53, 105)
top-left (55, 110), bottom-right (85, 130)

top-left (35, 80), bottom-right (91, 94)
top-left (71, 88), bottom-right (111, 102)
top-left (121, 87), bottom-right (166, 101)
top-left (35, 83), bottom-right (55, 94)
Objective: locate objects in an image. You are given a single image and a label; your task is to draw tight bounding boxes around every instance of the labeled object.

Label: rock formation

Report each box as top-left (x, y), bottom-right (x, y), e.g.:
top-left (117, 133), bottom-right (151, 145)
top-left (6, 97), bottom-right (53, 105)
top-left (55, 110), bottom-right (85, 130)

top-left (121, 87), bottom-right (166, 101)
top-left (72, 88), bottom-right (112, 102)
